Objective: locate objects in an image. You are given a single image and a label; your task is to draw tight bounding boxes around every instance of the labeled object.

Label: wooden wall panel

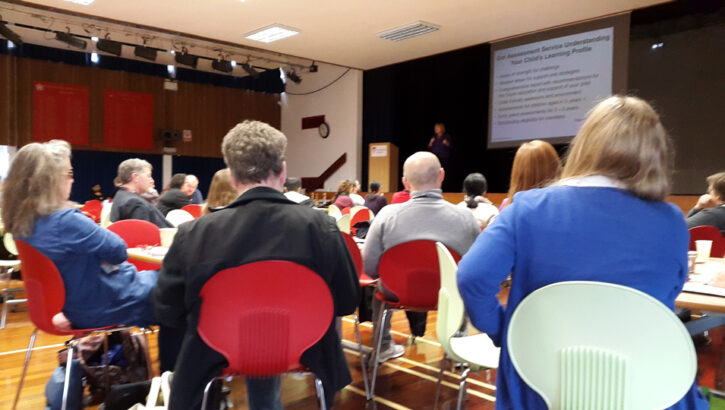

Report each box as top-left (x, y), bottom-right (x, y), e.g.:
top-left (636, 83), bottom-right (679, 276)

top-left (0, 54), bottom-right (280, 157)
top-left (165, 82), bottom-right (280, 157)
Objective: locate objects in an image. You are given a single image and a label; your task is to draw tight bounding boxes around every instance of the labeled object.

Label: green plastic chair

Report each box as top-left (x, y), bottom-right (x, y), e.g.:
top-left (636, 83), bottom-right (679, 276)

top-left (327, 204), bottom-right (342, 221)
top-left (507, 281), bottom-right (697, 410)
top-left (434, 242), bottom-right (500, 409)
top-left (336, 213), bottom-right (351, 234)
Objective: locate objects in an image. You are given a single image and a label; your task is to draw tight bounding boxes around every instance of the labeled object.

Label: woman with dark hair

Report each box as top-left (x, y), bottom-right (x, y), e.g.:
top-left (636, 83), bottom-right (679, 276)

top-left (363, 181), bottom-right (387, 215)
top-left (458, 173), bottom-right (498, 229)
top-left (3, 140), bottom-right (157, 329)
top-left (457, 96), bottom-right (707, 409)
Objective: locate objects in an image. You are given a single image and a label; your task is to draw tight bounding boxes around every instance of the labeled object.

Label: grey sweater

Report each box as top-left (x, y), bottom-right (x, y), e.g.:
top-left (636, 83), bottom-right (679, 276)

top-left (362, 189), bottom-right (480, 277)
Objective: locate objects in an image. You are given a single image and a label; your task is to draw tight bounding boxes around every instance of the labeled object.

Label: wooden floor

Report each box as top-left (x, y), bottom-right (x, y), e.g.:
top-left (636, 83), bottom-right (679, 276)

top-left (2, 304), bottom-right (722, 409)
top-left (1, 306), bottom-right (497, 409)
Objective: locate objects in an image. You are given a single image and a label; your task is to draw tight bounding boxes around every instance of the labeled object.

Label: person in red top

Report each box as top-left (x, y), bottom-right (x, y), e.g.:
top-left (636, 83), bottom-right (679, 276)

top-left (391, 189), bottom-right (410, 204)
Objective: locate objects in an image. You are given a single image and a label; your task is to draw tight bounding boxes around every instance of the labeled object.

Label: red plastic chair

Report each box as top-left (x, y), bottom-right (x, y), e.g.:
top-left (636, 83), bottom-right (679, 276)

top-left (107, 220), bottom-right (162, 271)
top-left (81, 200), bottom-right (103, 223)
top-left (689, 225), bottom-right (725, 258)
top-left (341, 232), bottom-right (375, 398)
top-left (197, 261), bottom-right (333, 409)
top-left (369, 240), bottom-right (460, 397)
top-left (350, 208), bottom-right (372, 236)
top-left (181, 204), bottom-right (203, 219)
top-left (13, 240), bottom-right (148, 410)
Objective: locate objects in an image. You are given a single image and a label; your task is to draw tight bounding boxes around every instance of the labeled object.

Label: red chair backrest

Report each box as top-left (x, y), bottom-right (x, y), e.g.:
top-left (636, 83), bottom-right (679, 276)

top-left (341, 231), bottom-right (363, 275)
top-left (198, 261), bottom-right (334, 376)
top-left (378, 240), bottom-right (460, 309)
top-left (350, 208), bottom-right (372, 235)
top-left (15, 240), bottom-right (67, 335)
top-left (689, 225), bottom-right (725, 257)
top-left (350, 208), bottom-right (371, 226)
top-left (181, 204), bottom-right (203, 219)
top-left (108, 220), bottom-right (161, 248)
top-left (81, 200), bottom-right (103, 223)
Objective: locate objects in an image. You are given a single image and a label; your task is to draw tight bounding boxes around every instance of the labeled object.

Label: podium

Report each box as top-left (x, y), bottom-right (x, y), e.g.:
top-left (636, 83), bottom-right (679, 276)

top-left (368, 142), bottom-right (399, 192)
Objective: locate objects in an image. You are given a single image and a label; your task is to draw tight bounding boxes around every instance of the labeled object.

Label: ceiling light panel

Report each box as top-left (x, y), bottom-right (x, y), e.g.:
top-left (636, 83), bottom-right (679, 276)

top-left (245, 25), bottom-right (299, 43)
top-left (64, 0), bottom-right (96, 5)
top-left (378, 21), bottom-right (440, 42)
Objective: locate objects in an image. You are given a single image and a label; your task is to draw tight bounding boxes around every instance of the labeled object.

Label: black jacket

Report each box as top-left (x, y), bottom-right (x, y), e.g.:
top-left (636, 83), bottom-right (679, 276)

top-left (687, 205), bottom-right (725, 235)
top-left (110, 187), bottom-right (173, 228)
top-left (153, 187), bottom-right (360, 409)
top-left (157, 188), bottom-right (191, 216)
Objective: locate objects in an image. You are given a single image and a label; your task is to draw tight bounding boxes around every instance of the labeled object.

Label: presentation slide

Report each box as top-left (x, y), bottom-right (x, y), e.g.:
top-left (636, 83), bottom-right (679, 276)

top-left (489, 26), bottom-right (619, 148)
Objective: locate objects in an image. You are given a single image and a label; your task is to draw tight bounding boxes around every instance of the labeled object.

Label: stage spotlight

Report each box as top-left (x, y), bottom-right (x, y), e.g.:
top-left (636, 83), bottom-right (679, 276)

top-left (309, 62), bottom-right (318, 72)
top-left (55, 31), bottom-right (87, 49)
top-left (97, 38), bottom-right (123, 56)
top-left (212, 59), bottom-right (233, 73)
top-left (0, 21), bottom-right (23, 46)
top-left (241, 63), bottom-right (260, 79)
top-left (175, 49), bottom-right (198, 68)
top-left (134, 45), bottom-right (157, 61)
top-left (285, 69), bottom-right (302, 84)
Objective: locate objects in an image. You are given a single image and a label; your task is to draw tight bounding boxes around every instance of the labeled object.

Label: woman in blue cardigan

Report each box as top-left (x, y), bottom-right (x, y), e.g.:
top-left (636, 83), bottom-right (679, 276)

top-left (457, 95), bottom-right (708, 409)
top-left (2, 140), bottom-right (157, 329)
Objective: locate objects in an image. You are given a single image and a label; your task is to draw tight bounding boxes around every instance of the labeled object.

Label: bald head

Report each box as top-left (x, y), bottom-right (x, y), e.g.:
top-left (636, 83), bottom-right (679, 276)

top-left (403, 152), bottom-right (444, 191)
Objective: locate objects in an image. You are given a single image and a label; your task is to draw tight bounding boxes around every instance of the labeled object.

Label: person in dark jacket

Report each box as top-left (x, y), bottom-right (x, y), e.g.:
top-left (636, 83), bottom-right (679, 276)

top-left (153, 120), bottom-right (360, 410)
top-left (157, 173), bottom-right (191, 215)
top-left (364, 181), bottom-right (387, 215)
top-left (110, 158), bottom-right (173, 228)
top-left (687, 171), bottom-right (725, 235)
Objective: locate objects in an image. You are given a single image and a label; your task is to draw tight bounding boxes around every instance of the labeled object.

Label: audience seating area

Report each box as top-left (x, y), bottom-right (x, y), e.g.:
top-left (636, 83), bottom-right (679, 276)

top-left (1, 197), bottom-right (724, 409)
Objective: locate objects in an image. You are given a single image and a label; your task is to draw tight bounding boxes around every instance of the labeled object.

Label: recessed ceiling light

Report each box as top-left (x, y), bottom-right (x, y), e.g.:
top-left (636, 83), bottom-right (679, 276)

top-left (64, 0), bottom-right (96, 5)
top-left (245, 25), bottom-right (299, 43)
top-left (91, 36), bottom-right (99, 42)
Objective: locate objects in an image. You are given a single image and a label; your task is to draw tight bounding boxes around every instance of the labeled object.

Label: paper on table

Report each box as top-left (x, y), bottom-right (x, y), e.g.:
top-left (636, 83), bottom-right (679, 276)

top-left (683, 282), bottom-right (725, 297)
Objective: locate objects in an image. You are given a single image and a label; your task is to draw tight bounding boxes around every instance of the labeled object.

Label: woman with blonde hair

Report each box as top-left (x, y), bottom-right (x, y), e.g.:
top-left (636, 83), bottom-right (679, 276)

top-left (2, 140), bottom-right (157, 329)
top-left (457, 96), bottom-right (707, 409)
top-left (202, 168), bottom-right (239, 215)
top-left (500, 139), bottom-right (561, 210)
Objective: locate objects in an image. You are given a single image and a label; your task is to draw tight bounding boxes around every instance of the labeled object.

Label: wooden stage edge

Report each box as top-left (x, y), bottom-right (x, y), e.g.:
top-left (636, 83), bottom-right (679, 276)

top-left (315, 192), bottom-right (699, 216)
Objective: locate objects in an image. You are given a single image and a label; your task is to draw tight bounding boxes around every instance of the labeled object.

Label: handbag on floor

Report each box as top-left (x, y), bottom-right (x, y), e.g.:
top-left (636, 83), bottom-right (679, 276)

top-left (127, 371), bottom-right (172, 410)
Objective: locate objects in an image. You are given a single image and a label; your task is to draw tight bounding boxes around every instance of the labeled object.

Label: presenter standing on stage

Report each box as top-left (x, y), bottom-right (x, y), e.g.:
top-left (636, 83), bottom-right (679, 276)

top-left (428, 123), bottom-right (453, 190)
top-left (428, 123), bottom-right (452, 165)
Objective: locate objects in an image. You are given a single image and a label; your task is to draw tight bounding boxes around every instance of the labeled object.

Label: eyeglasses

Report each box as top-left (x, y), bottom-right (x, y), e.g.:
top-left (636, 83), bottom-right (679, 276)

top-left (65, 169), bottom-right (74, 177)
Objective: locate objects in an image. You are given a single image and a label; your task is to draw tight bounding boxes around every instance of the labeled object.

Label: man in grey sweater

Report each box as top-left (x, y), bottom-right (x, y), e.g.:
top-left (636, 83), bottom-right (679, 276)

top-left (362, 151), bottom-right (480, 362)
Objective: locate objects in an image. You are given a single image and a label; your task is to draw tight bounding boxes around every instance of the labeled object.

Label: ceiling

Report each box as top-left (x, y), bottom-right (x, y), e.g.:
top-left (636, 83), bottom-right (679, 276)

top-left (5, 0), bottom-right (671, 70)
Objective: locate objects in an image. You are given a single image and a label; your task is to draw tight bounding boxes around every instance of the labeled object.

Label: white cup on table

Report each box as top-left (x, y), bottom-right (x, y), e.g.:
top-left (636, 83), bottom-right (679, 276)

top-left (696, 240), bottom-right (713, 262)
top-left (160, 228), bottom-right (178, 248)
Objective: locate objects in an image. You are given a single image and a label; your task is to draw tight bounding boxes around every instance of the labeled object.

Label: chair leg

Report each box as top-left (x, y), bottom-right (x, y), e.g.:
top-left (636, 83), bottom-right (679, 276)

top-left (315, 377), bottom-right (327, 409)
top-left (61, 340), bottom-right (75, 410)
top-left (103, 333), bottom-right (111, 397)
top-left (434, 354), bottom-right (448, 410)
top-left (456, 367), bottom-right (471, 410)
top-left (1, 290), bottom-right (8, 329)
top-left (370, 306), bottom-right (388, 398)
top-left (354, 312), bottom-right (371, 400)
top-left (201, 377), bottom-right (217, 410)
top-left (140, 328), bottom-right (154, 378)
top-left (12, 327), bottom-right (37, 410)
